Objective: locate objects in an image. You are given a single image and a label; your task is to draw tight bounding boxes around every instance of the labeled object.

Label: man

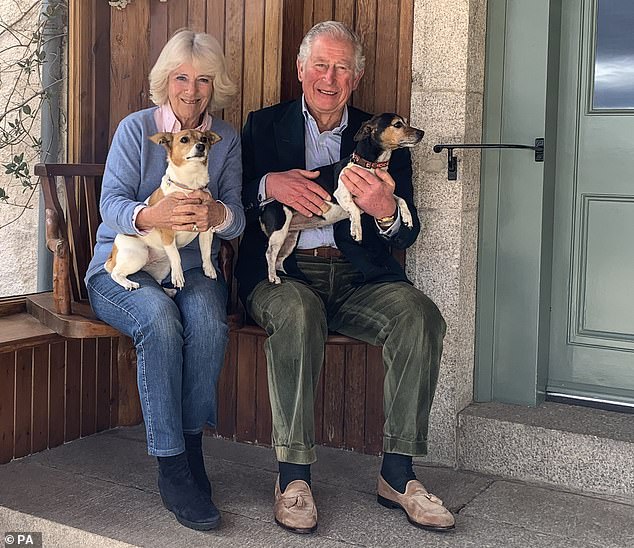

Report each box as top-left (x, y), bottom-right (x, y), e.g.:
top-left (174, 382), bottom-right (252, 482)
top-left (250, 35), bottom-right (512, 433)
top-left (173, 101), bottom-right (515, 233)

top-left (236, 21), bottom-right (454, 534)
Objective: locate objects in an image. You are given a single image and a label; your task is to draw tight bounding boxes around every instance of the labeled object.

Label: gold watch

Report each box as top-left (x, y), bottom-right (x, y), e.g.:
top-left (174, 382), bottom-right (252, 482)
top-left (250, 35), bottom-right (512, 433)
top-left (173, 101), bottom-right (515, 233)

top-left (376, 213), bottom-right (396, 229)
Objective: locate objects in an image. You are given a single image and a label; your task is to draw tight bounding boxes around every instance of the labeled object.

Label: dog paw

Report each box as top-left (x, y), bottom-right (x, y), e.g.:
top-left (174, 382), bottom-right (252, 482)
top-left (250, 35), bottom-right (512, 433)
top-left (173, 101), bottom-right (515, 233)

top-left (123, 280), bottom-right (139, 291)
top-left (172, 272), bottom-right (185, 288)
top-left (269, 274), bottom-right (282, 284)
top-left (351, 227), bottom-right (363, 241)
top-left (203, 264), bottom-right (217, 279)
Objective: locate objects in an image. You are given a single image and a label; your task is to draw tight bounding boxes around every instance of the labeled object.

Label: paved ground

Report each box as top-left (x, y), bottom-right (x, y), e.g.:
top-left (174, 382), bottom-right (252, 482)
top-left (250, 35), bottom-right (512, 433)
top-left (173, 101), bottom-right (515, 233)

top-left (0, 425), bottom-right (633, 547)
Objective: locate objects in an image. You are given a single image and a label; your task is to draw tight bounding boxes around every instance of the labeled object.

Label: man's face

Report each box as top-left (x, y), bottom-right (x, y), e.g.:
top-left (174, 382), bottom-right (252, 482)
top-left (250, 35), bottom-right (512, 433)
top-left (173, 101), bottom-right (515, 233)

top-left (297, 35), bottom-right (364, 125)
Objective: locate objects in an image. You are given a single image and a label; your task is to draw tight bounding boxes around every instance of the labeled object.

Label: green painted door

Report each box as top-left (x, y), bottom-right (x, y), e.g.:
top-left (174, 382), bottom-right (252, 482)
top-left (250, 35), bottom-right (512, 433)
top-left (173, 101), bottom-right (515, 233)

top-left (548, 0), bottom-right (634, 405)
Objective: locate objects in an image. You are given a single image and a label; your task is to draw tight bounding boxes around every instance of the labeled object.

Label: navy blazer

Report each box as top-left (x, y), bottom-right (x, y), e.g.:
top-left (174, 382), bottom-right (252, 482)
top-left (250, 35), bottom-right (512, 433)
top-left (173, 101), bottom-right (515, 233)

top-left (236, 99), bottom-right (421, 304)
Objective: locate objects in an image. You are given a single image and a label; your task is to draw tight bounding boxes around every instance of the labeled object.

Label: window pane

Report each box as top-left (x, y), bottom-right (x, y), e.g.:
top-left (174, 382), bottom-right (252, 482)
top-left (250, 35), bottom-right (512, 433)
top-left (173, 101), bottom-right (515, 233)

top-left (593, 0), bottom-right (634, 110)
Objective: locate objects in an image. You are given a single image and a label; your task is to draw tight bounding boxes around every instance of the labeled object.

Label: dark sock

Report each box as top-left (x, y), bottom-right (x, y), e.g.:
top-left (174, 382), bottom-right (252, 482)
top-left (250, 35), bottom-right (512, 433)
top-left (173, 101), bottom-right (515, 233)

top-left (279, 462), bottom-right (311, 492)
top-left (381, 452), bottom-right (416, 494)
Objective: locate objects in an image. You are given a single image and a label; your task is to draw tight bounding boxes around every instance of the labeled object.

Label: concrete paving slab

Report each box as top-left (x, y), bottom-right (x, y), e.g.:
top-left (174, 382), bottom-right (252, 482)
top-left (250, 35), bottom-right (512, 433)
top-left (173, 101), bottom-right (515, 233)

top-left (462, 480), bottom-right (634, 548)
top-left (2, 428), bottom-right (631, 547)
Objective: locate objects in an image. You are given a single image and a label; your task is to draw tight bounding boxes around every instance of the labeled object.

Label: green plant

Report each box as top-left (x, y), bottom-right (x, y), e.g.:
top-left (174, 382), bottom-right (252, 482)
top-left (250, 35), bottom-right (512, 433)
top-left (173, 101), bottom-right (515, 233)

top-left (0, 0), bottom-right (67, 229)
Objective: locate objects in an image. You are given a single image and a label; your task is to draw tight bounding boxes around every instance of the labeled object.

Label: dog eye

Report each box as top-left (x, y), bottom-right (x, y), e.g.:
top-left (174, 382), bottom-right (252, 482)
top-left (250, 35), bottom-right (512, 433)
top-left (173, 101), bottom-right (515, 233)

top-left (180, 136), bottom-right (189, 143)
top-left (200, 136), bottom-right (208, 143)
top-left (393, 121), bottom-right (403, 128)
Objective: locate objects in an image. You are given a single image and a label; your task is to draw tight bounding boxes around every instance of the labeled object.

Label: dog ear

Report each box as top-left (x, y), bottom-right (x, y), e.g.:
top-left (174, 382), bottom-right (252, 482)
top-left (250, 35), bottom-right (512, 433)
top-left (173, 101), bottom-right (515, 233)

top-left (204, 131), bottom-right (223, 146)
top-left (353, 121), bottom-right (374, 142)
top-left (149, 132), bottom-right (173, 147)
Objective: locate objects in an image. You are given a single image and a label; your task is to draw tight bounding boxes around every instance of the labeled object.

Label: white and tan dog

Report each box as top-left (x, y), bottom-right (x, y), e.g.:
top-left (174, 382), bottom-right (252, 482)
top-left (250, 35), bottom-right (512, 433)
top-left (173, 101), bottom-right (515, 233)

top-left (105, 129), bottom-right (222, 292)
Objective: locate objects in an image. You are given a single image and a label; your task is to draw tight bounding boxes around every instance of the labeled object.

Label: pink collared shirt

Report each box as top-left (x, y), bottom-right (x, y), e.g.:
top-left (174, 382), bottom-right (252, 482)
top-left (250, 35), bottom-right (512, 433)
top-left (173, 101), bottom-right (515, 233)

top-left (132, 104), bottom-right (232, 232)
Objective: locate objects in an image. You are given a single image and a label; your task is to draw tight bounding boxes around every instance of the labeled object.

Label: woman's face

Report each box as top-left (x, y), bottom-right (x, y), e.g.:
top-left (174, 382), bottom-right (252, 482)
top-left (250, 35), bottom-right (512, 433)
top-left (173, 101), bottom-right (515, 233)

top-left (167, 62), bottom-right (213, 128)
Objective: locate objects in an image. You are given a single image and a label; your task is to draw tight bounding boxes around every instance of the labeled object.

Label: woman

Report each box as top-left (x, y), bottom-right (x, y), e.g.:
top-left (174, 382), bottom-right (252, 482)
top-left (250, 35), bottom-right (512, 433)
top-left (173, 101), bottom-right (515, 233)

top-left (85, 29), bottom-right (245, 531)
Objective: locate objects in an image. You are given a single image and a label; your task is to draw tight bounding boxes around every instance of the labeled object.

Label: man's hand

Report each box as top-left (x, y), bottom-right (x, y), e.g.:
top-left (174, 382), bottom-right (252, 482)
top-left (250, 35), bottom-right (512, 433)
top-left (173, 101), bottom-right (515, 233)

top-left (266, 169), bottom-right (330, 217)
top-left (339, 165), bottom-right (397, 219)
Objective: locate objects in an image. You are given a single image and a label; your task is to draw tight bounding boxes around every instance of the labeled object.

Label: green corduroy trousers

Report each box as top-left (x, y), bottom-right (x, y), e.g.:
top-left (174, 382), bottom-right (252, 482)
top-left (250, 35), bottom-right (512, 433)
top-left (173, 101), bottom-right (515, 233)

top-left (246, 255), bottom-right (446, 464)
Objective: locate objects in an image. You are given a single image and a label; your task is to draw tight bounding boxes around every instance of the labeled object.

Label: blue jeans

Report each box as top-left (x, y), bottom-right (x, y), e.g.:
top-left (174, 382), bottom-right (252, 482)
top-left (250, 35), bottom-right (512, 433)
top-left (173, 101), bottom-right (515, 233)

top-left (87, 268), bottom-right (228, 456)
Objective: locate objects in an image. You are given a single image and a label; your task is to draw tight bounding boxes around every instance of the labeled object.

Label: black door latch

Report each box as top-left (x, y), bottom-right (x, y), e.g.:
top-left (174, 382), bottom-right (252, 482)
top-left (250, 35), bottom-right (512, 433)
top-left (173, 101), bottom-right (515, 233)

top-left (433, 138), bottom-right (544, 180)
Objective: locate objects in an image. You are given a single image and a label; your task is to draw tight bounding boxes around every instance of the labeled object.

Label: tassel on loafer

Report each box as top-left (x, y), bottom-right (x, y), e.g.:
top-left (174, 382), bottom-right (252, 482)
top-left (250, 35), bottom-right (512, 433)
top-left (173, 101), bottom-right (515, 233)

top-left (377, 475), bottom-right (455, 532)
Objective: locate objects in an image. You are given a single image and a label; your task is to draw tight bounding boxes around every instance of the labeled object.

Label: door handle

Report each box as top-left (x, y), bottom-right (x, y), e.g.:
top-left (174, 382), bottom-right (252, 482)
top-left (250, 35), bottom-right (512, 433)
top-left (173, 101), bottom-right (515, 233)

top-left (433, 138), bottom-right (544, 180)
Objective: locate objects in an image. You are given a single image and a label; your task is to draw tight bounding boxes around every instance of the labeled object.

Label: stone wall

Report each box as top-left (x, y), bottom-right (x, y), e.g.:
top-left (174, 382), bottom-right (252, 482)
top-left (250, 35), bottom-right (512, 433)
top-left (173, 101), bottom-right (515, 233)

top-left (0, 0), bottom-right (42, 297)
top-left (408, 0), bottom-right (487, 465)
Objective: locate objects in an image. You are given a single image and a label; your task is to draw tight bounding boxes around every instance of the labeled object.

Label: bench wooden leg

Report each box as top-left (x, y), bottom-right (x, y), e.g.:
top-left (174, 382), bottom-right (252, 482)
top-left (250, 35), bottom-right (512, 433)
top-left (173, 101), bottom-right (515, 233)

top-left (115, 335), bottom-right (142, 426)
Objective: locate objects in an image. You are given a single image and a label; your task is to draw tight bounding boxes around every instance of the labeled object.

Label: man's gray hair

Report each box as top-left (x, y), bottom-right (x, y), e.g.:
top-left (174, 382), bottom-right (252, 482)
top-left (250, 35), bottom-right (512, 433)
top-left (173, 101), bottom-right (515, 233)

top-left (297, 21), bottom-right (365, 76)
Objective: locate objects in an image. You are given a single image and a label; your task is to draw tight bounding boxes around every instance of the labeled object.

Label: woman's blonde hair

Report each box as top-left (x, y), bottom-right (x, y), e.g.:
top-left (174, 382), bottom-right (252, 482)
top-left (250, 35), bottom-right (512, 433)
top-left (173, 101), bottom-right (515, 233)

top-left (149, 29), bottom-right (237, 111)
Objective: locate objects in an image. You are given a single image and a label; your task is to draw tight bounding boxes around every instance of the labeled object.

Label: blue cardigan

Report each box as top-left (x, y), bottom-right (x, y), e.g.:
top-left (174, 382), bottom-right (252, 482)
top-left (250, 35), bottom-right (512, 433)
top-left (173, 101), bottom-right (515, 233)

top-left (86, 107), bottom-right (245, 283)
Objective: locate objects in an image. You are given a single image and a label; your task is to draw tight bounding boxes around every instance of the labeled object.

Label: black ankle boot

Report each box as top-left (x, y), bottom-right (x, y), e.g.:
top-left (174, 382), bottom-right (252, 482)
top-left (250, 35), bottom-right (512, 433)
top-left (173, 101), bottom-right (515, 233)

top-left (157, 452), bottom-right (220, 530)
top-left (184, 432), bottom-right (212, 498)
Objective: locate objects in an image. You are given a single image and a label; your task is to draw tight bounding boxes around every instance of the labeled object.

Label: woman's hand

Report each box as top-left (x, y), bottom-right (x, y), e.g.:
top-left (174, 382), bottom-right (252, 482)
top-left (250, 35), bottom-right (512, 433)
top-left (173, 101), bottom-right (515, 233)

top-left (136, 190), bottom-right (226, 233)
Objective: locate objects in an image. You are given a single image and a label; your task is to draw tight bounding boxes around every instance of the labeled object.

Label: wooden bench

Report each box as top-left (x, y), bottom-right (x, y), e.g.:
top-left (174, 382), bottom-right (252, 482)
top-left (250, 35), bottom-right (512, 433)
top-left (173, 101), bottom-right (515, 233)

top-left (27, 163), bottom-right (387, 456)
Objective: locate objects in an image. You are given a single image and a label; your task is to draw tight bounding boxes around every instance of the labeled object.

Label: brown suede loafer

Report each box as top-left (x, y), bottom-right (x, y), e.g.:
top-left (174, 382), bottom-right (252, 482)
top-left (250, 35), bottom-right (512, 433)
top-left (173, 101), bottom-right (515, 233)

top-left (377, 475), bottom-right (455, 531)
top-left (274, 478), bottom-right (318, 534)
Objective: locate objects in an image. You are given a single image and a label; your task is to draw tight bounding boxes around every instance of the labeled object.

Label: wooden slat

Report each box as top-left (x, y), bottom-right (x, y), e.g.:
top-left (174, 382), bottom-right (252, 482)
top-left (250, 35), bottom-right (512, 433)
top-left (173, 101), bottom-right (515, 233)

top-left (0, 351), bottom-right (15, 464)
top-left (396, 0), bottom-right (414, 118)
top-left (322, 344), bottom-right (345, 446)
top-left (314, 363), bottom-right (324, 445)
top-left (109, 337), bottom-right (119, 429)
top-left (96, 337), bottom-right (112, 432)
top-left (217, 330), bottom-right (238, 437)
top-left (93, 1), bottom-right (111, 163)
top-left (48, 341), bottom-right (66, 449)
top-left (149, 0), bottom-right (169, 67)
top-left (255, 335), bottom-right (272, 445)
top-left (353, 0), bottom-right (377, 113)
top-left (65, 339), bottom-right (81, 442)
top-left (335, 0), bottom-right (355, 29)
top-left (280, 0), bottom-right (305, 102)
top-left (31, 344), bottom-right (49, 454)
top-left (374, 0), bottom-right (399, 113)
top-left (14, 348), bottom-right (32, 458)
top-left (109, 1), bottom-right (151, 137)
top-left (223, 0), bottom-right (244, 129)
top-left (343, 344), bottom-right (366, 451)
top-left (262, 0), bottom-right (283, 108)
top-left (303, 0), bottom-right (315, 34)
top-left (188, 0), bottom-right (207, 31)
top-left (206, 0), bottom-right (226, 45)
top-left (81, 338), bottom-right (97, 437)
top-left (313, 0), bottom-right (334, 22)
top-left (364, 344), bottom-right (384, 454)
top-left (242, 0), bottom-right (265, 121)
top-left (168, 0), bottom-right (188, 36)
top-left (236, 333), bottom-right (257, 441)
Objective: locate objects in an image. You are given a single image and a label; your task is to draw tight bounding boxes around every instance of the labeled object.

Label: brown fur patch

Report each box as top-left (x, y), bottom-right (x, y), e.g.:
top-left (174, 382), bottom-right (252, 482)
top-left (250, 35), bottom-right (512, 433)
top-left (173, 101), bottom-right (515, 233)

top-left (160, 229), bottom-right (175, 246)
top-left (147, 188), bottom-right (165, 206)
top-left (104, 243), bottom-right (118, 272)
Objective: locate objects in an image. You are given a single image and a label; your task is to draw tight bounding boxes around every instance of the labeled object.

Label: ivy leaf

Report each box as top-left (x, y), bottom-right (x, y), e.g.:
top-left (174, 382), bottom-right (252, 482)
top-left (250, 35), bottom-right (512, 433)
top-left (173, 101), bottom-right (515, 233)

top-left (22, 105), bottom-right (31, 115)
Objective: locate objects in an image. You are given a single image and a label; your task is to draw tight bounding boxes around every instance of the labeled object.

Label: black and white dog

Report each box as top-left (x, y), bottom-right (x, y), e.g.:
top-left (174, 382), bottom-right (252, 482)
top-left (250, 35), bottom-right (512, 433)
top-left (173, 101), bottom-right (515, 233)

top-left (260, 113), bottom-right (424, 284)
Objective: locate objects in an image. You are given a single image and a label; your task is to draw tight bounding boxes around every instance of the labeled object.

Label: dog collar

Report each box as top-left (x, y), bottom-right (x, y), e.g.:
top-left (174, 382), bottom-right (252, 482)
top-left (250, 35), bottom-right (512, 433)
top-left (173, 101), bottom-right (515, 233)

top-left (167, 177), bottom-right (192, 191)
top-left (351, 152), bottom-right (389, 169)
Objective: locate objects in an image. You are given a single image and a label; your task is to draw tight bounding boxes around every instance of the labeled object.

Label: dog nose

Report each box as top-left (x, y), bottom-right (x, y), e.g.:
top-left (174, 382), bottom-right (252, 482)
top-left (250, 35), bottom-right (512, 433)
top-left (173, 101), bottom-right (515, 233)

top-left (416, 129), bottom-right (424, 139)
top-left (196, 143), bottom-right (205, 152)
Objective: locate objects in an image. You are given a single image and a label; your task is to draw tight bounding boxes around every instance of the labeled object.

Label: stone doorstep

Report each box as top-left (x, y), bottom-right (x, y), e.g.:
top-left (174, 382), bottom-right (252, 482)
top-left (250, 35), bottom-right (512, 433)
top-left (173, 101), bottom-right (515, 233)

top-left (457, 401), bottom-right (634, 501)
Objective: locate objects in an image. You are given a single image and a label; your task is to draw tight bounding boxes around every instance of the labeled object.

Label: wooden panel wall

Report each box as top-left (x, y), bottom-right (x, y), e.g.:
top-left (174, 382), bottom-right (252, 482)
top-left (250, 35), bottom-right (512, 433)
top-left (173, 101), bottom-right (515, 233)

top-left (281, 0), bottom-right (414, 118)
top-left (0, 334), bottom-right (121, 464)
